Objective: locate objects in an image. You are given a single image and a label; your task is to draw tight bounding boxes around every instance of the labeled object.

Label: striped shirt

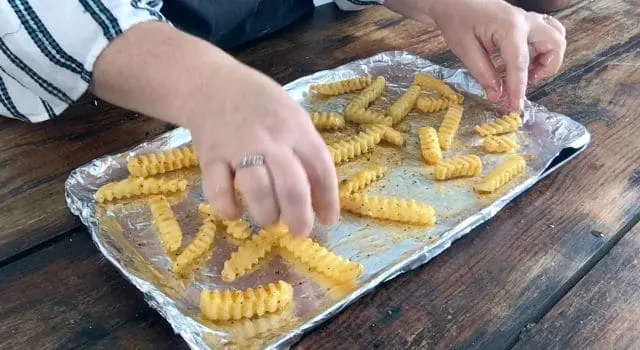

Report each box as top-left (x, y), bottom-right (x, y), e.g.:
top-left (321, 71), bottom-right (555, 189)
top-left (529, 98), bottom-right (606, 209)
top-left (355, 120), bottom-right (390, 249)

top-left (0, 0), bottom-right (380, 123)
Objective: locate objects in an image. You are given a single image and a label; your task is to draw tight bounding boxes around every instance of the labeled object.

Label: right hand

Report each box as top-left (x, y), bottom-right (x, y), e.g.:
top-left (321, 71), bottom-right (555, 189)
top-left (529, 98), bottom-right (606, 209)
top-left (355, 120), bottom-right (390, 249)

top-left (427, 0), bottom-right (567, 111)
top-left (186, 61), bottom-right (340, 235)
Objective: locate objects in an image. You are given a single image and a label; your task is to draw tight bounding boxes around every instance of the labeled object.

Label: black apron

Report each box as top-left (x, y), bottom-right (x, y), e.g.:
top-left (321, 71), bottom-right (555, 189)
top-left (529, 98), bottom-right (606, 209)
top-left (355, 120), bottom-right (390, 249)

top-left (161, 0), bottom-right (315, 49)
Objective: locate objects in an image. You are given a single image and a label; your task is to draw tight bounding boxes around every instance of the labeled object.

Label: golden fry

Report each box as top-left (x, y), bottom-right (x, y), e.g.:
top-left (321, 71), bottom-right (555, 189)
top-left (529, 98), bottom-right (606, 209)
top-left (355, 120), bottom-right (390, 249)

top-left (475, 155), bottom-right (526, 193)
top-left (475, 113), bottom-right (522, 137)
top-left (327, 128), bottom-right (384, 164)
top-left (172, 218), bottom-right (216, 275)
top-left (438, 104), bottom-right (464, 150)
top-left (339, 166), bottom-right (388, 196)
top-left (413, 73), bottom-right (463, 103)
top-left (221, 223), bottom-right (287, 281)
top-left (340, 193), bottom-right (436, 226)
top-left (311, 112), bottom-right (346, 130)
top-left (418, 127), bottom-right (442, 165)
top-left (279, 234), bottom-right (364, 283)
top-left (200, 281), bottom-right (293, 321)
top-left (416, 96), bottom-right (451, 113)
top-left (223, 219), bottom-right (252, 240)
top-left (365, 124), bottom-right (404, 146)
top-left (345, 104), bottom-right (392, 126)
top-left (127, 146), bottom-right (198, 178)
top-left (350, 76), bottom-right (386, 108)
top-left (482, 135), bottom-right (518, 153)
top-left (387, 84), bottom-right (421, 124)
top-left (95, 177), bottom-right (187, 203)
top-left (149, 195), bottom-right (183, 254)
top-left (310, 76), bottom-right (372, 96)
top-left (434, 155), bottom-right (482, 180)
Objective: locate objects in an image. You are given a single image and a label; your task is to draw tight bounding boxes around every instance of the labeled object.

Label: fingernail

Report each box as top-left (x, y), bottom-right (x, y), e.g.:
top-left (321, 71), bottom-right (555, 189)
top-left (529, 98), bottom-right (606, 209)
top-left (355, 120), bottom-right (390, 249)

top-left (321, 209), bottom-right (340, 225)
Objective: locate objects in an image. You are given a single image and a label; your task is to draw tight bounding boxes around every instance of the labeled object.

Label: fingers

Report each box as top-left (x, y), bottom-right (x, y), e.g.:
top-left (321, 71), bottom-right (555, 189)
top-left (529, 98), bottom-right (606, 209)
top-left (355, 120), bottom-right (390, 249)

top-left (234, 156), bottom-right (281, 228)
top-left (528, 51), bottom-right (554, 83)
top-left (201, 160), bottom-right (240, 219)
top-left (529, 15), bottom-right (567, 80)
top-left (545, 16), bottom-right (566, 38)
top-left (451, 37), bottom-right (503, 102)
top-left (265, 146), bottom-right (314, 236)
top-left (293, 130), bottom-right (340, 226)
top-left (499, 29), bottom-right (530, 111)
top-left (521, 11), bottom-right (567, 86)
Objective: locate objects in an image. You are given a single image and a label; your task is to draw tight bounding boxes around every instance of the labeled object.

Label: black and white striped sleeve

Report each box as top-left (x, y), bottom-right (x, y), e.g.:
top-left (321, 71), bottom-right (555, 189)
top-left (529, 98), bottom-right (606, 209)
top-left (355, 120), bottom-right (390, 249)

top-left (0, 0), bottom-right (165, 123)
top-left (334, 0), bottom-right (384, 11)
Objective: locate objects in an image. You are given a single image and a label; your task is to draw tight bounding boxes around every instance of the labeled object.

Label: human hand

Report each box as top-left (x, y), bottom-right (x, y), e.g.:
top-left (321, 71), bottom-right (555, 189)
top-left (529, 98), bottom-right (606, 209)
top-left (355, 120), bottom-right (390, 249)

top-left (385, 0), bottom-right (566, 111)
top-left (186, 61), bottom-right (340, 235)
top-left (90, 22), bottom-right (338, 235)
top-left (429, 0), bottom-right (566, 110)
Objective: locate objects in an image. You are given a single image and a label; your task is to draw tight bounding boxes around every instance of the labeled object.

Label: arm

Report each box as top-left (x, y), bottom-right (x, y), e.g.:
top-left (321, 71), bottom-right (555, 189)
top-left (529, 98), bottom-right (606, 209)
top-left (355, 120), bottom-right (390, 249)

top-left (0, 1), bottom-right (339, 235)
top-left (0, 0), bottom-right (164, 122)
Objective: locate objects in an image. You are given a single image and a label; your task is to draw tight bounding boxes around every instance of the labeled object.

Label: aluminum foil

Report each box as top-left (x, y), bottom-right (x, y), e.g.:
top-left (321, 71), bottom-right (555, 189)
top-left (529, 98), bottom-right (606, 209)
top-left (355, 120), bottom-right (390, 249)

top-left (65, 51), bottom-right (590, 349)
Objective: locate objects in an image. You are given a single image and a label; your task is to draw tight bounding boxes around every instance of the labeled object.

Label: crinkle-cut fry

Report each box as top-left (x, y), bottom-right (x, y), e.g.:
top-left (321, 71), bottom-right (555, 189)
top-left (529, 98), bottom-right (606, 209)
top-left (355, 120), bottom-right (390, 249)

top-left (223, 219), bottom-right (252, 240)
top-left (482, 135), bottom-right (518, 153)
top-left (365, 124), bottom-right (404, 146)
top-left (339, 166), bottom-right (388, 196)
top-left (279, 234), bottom-right (364, 283)
top-left (200, 280), bottom-right (293, 321)
top-left (475, 155), bottom-right (526, 193)
top-left (438, 104), bottom-right (464, 150)
top-left (149, 196), bottom-right (183, 253)
top-left (198, 203), bottom-right (216, 219)
top-left (475, 113), bottom-right (522, 137)
top-left (214, 305), bottom-right (296, 341)
top-left (127, 146), bottom-right (198, 178)
top-left (434, 155), bottom-right (483, 180)
top-left (310, 112), bottom-right (346, 130)
top-left (172, 218), bottom-right (216, 275)
top-left (221, 224), bottom-right (286, 281)
top-left (413, 73), bottom-right (462, 103)
top-left (327, 128), bottom-right (383, 164)
top-left (310, 76), bottom-right (372, 96)
top-left (381, 126), bottom-right (405, 146)
top-left (344, 104), bottom-right (392, 126)
top-left (387, 85), bottom-right (421, 124)
top-left (418, 127), bottom-right (442, 165)
top-left (350, 76), bottom-right (386, 108)
top-left (279, 248), bottom-right (357, 300)
top-left (95, 177), bottom-right (188, 203)
top-left (340, 193), bottom-right (436, 226)
top-left (416, 96), bottom-right (451, 113)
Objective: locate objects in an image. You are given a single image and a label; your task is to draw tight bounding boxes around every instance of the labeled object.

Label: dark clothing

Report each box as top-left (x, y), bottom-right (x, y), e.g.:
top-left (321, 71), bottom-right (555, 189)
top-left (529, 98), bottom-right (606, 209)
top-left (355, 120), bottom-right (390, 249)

top-left (162, 0), bottom-right (315, 48)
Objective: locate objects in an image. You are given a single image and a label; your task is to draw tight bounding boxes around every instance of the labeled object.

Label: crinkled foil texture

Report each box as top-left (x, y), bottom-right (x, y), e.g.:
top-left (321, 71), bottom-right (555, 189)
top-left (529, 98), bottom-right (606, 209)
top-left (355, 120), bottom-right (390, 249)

top-left (65, 51), bottom-right (590, 349)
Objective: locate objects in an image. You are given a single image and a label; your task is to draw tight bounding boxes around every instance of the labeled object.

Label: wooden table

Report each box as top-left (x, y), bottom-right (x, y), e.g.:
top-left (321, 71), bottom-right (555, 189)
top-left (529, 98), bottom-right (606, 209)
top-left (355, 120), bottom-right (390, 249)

top-left (1, 1), bottom-right (639, 349)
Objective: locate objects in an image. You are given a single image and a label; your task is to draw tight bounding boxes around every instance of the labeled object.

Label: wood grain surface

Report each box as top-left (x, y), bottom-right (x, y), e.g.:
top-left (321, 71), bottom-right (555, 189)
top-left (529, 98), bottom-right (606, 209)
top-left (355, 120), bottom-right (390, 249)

top-left (1, 1), bottom-right (640, 349)
top-left (513, 222), bottom-right (640, 350)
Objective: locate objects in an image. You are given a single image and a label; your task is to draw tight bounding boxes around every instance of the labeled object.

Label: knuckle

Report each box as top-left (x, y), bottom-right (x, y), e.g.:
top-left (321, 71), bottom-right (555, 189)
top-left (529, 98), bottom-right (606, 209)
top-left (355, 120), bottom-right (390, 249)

top-left (283, 184), bottom-right (307, 206)
top-left (504, 11), bottom-right (525, 32)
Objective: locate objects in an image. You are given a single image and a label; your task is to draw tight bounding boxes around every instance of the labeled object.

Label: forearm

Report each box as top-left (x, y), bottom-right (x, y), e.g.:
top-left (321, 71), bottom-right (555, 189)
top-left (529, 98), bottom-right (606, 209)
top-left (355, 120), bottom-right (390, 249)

top-left (383, 0), bottom-right (439, 24)
top-left (90, 21), bottom-right (242, 128)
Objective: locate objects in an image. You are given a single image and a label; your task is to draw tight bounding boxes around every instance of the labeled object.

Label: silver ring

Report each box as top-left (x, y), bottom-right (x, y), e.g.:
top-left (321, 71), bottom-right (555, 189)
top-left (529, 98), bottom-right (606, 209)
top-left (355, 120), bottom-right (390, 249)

top-left (236, 153), bottom-right (266, 170)
top-left (542, 14), bottom-right (551, 23)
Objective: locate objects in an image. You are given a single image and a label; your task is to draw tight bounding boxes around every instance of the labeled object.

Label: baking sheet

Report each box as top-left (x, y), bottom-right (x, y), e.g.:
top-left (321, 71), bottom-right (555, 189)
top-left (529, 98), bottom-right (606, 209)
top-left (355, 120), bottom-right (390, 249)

top-left (65, 51), bottom-right (590, 349)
